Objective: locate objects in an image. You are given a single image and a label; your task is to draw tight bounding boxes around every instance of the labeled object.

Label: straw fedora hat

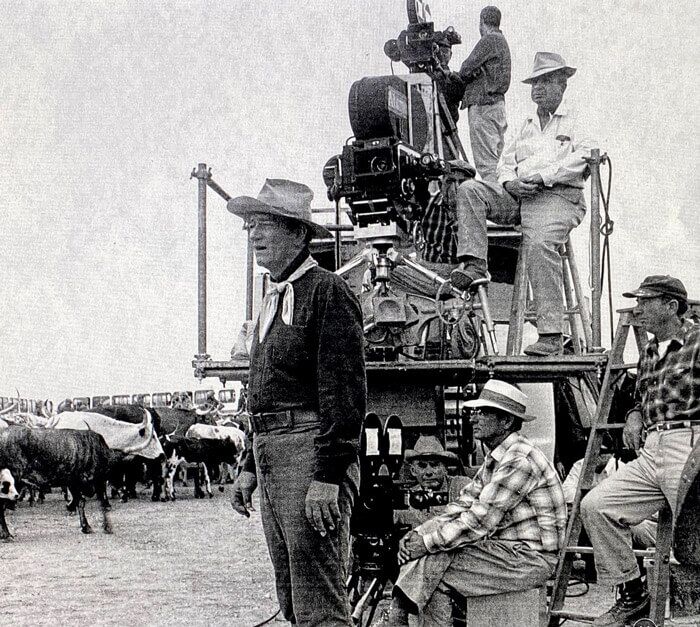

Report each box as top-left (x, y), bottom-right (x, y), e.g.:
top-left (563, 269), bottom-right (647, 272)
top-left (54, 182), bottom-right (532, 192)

top-left (405, 435), bottom-right (459, 463)
top-left (522, 52), bottom-right (576, 84)
top-left (227, 178), bottom-right (332, 239)
top-left (464, 379), bottom-right (536, 421)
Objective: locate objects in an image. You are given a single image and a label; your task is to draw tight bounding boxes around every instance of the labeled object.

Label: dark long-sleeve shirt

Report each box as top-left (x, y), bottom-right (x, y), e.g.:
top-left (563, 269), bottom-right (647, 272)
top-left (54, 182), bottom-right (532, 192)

top-left (247, 263), bottom-right (367, 484)
top-left (458, 30), bottom-right (511, 107)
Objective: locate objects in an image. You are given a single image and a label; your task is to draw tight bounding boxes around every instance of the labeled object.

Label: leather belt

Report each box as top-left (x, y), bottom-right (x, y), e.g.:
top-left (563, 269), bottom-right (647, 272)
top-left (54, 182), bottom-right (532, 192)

top-left (646, 420), bottom-right (700, 433)
top-left (249, 409), bottom-right (320, 434)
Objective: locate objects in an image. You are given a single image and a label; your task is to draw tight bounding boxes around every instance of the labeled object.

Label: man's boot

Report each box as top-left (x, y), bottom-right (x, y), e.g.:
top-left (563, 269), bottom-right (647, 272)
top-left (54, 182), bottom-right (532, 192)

top-left (450, 256), bottom-right (488, 292)
top-left (523, 333), bottom-right (563, 356)
top-left (592, 577), bottom-right (650, 627)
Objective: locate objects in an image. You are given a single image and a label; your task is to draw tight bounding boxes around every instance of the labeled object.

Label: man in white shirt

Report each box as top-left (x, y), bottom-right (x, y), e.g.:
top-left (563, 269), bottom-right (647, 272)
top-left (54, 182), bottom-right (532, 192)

top-left (450, 52), bottom-right (596, 356)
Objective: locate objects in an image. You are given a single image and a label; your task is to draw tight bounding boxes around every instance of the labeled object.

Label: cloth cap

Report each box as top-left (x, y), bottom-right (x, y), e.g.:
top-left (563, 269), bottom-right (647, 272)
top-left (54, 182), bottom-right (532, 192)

top-left (405, 435), bottom-right (459, 462)
top-left (522, 52), bottom-right (577, 84)
top-left (464, 379), bottom-right (536, 421)
top-left (622, 275), bottom-right (688, 301)
top-left (227, 178), bottom-right (332, 239)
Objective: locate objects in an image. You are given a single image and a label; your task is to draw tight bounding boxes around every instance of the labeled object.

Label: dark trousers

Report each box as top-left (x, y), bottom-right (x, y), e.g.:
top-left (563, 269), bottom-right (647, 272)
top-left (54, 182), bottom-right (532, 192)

top-left (254, 427), bottom-right (358, 626)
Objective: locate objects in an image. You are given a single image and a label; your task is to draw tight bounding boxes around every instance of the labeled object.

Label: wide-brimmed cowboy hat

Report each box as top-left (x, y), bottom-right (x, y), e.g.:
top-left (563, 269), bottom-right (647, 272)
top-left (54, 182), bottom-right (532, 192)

top-left (522, 52), bottom-right (577, 84)
top-left (227, 178), bottom-right (332, 239)
top-left (405, 435), bottom-right (459, 463)
top-left (464, 379), bottom-right (536, 421)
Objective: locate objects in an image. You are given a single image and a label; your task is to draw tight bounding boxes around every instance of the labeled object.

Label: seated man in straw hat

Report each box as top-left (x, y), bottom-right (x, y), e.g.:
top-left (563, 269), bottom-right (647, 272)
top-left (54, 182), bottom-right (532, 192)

top-left (450, 52), bottom-right (596, 356)
top-left (226, 179), bottom-right (366, 626)
top-left (387, 380), bottom-right (567, 627)
top-left (395, 435), bottom-right (460, 530)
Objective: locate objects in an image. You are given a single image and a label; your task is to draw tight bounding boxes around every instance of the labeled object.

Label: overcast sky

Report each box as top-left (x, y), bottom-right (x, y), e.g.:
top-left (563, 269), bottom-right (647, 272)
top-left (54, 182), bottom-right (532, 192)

top-left (1, 1), bottom-right (698, 402)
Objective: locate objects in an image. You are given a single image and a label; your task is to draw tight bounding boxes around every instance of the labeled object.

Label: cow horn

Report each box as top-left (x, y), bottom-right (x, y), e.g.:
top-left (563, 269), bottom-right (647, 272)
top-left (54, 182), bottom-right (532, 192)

top-left (41, 399), bottom-right (54, 417)
top-left (0, 403), bottom-right (18, 415)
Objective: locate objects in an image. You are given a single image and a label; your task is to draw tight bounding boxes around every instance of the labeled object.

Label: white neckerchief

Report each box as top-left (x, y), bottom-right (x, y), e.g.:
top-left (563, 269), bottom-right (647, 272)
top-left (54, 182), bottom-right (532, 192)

top-left (258, 256), bottom-right (318, 343)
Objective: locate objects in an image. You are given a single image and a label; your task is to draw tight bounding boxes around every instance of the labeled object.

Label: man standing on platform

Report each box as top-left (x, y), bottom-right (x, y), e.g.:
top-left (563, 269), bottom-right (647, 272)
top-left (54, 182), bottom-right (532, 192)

top-left (227, 179), bottom-right (366, 626)
top-left (458, 6), bottom-right (511, 182)
top-left (581, 275), bottom-right (699, 627)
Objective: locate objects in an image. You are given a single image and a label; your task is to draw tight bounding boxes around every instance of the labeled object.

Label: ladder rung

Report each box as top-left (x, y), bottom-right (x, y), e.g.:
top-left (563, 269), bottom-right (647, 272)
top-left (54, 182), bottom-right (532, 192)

top-left (609, 362), bottom-right (638, 370)
top-left (593, 423), bottom-right (626, 430)
top-left (548, 609), bottom-right (595, 622)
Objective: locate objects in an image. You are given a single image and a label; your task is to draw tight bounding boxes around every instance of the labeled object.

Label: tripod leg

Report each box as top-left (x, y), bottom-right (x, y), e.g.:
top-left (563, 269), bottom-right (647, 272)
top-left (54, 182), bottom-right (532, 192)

top-left (351, 577), bottom-right (383, 624)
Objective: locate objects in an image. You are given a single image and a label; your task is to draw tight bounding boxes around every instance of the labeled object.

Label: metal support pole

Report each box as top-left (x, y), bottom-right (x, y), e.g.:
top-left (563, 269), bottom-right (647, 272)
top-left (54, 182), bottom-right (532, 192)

top-left (334, 199), bottom-right (342, 270)
top-left (192, 163), bottom-right (211, 360)
top-left (589, 149), bottom-right (602, 347)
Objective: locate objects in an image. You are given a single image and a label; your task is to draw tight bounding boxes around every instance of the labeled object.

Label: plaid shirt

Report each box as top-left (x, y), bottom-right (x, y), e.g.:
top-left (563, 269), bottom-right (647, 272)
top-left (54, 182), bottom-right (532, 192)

top-left (418, 182), bottom-right (458, 264)
top-left (635, 318), bottom-right (700, 428)
top-left (417, 432), bottom-right (567, 553)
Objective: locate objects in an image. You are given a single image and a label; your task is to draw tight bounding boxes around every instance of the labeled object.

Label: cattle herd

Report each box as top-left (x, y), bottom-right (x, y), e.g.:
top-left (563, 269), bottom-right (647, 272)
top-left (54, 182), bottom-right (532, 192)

top-left (0, 400), bottom-right (249, 540)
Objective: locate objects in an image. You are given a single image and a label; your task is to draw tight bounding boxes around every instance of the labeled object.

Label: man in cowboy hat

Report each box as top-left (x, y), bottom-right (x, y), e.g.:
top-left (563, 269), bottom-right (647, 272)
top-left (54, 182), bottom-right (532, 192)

top-left (387, 379), bottom-right (566, 626)
top-left (450, 51), bottom-right (596, 356)
top-left (227, 178), bottom-right (367, 626)
top-left (581, 275), bottom-right (699, 627)
top-left (395, 436), bottom-right (460, 529)
top-left (458, 5), bottom-right (511, 182)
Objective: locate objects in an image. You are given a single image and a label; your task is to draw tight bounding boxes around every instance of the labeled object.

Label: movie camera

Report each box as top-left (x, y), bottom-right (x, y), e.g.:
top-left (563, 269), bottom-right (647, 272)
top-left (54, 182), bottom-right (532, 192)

top-left (325, 4), bottom-right (486, 364)
top-left (348, 413), bottom-right (452, 624)
top-left (322, 4), bottom-right (466, 236)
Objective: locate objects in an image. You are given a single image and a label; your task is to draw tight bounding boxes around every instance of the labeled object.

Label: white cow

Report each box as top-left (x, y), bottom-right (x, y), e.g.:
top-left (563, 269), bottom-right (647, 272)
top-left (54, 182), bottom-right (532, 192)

top-left (47, 410), bottom-right (164, 459)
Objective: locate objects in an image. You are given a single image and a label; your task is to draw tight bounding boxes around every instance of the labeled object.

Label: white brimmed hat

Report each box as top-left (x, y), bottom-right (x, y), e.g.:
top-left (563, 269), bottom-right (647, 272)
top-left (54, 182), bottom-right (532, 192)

top-left (522, 52), bottom-right (576, 84)
top-left (405, 435), bottom-right (459, 462)
top-left (464, 379), bottom-right (535, 421)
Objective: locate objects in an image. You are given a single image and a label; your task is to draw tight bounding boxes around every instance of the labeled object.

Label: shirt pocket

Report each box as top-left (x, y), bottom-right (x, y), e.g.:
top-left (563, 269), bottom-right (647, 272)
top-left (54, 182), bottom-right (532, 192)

top-left (270, 324), bottom-right (312, 374)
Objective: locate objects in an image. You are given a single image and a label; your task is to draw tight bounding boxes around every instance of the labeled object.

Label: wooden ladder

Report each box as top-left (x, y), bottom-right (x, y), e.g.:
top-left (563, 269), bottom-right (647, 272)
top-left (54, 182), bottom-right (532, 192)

top-left (506, 237), bottom-right (593, 356)
top-left (547, 309), bottom-right (674, 626)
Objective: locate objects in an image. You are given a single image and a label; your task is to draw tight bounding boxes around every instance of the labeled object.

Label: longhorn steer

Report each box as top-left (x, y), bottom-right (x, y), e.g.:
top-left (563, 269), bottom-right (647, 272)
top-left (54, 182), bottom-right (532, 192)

top-left (0, 426), bottom-right (114, 537)
top-left (0, 468), bottom-right (20, 539)
top-left (92, 404), bottom-right (216, 500)
top-left (48, 409), bottom-right (165, 501)
top-left (162, 435), bottom-right (242, 500)
top-left (185, 423), bottom-right (248, 488)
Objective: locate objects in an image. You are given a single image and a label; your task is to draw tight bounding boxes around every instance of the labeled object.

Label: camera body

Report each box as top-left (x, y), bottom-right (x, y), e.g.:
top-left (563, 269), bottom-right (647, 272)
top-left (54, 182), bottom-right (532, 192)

top-left (324, 73), bottom-right (447, 230)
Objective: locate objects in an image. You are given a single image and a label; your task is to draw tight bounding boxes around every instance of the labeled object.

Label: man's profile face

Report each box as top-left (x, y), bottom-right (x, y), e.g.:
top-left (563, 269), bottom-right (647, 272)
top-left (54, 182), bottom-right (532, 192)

top-left (530, 72), bottom-right (566, 113)
top-left (633, 296), bottom-right (675, 335)
top-left (469, 407), bottom-right (511, 443)
top-left (246, 213), bottom-right (306, 279)
top-left (410, 458), bottom-right (448, 491)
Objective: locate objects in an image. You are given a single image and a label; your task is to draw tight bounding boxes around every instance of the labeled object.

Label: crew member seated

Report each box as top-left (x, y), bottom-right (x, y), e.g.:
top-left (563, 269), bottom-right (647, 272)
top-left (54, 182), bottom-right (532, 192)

top-left (450, 51), bottom-right (596, 356)
top-left (387, 380), bottom-right (567, 626)
top-left (395, 436), bottom-right (460, 530)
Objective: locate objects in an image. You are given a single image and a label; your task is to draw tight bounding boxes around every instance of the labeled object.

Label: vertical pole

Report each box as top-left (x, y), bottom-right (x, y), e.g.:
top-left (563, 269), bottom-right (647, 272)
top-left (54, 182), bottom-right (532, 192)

top-left (246, 231), bottom-right (254, 320)
top-left (589, 149), bottom-right (602, 347)
top-left (334, 199), bottom-right (342, 270)
top-left (193, 163), bottom-right (210, 358)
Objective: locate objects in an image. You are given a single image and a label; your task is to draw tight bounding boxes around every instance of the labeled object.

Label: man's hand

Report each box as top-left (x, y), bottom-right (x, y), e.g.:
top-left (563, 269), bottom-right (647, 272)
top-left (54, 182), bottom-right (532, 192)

top-left (623, 410), bottom-right (645, 451)
top-left (504, 176), bottom-right (542, 198)
top-left (397, 530), bottom-right (429, 566)
top-left (231, 470), bottom-right (257, 517)
top-left (305, 480), bottom-right (340, 537)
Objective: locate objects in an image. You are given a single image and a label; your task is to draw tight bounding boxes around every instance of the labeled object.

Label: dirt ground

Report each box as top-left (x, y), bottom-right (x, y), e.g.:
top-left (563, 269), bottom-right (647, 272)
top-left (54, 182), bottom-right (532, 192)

top-left (1, 488), bottom-right (280, 626)
top-left (1, 487), bottom-right (635, 627)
